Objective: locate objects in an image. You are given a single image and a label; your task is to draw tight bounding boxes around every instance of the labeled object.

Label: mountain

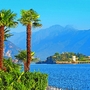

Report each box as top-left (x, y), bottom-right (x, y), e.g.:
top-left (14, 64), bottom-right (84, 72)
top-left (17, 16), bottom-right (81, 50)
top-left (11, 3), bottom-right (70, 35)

top-left (8, 25), bottom-right (90, 60)
top-left (4, 41), bottom-right (21, 59)
top-left (8, 32), bottom-right (26, 49)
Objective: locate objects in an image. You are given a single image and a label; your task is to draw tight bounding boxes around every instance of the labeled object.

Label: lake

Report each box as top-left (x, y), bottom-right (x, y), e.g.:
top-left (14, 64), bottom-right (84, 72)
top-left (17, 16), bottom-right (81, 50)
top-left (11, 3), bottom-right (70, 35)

top-left (28, 64), bottom-right (90, 90)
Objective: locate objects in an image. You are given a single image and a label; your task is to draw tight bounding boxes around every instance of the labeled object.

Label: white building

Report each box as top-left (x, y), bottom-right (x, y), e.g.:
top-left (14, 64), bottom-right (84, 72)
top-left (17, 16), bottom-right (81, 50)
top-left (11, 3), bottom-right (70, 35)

top-left (72, 56), bottom-right (76, 62)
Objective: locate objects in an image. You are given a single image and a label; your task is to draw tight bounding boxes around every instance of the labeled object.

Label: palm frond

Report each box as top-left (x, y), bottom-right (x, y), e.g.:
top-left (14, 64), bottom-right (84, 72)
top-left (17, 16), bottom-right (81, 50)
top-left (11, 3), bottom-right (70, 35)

top-left (4, 28), bottom-right (13, 41)
top-left (32, 22), bottom-right (42, 28)
top-left (18, 9), bottom-right (42, 27)
top-left (0, 9), bottom-right (18, 27)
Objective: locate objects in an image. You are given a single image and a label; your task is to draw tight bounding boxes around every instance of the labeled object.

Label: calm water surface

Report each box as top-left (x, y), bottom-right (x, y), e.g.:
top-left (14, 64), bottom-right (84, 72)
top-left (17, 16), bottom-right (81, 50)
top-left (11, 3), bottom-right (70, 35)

top-left (29, 64), bottom-right (90, 90)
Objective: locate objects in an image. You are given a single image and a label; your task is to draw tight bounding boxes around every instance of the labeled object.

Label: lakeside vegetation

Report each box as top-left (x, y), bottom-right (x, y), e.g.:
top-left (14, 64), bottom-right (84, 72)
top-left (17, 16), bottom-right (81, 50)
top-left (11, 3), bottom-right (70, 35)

top-left (52, 52), bottom-right (90, 63)
top-left (0, 59), bottom-right (48, 89)
top-left (0, 9), bottom-right (48, 89)
top-left (0, 9), bottom-right (42, 71)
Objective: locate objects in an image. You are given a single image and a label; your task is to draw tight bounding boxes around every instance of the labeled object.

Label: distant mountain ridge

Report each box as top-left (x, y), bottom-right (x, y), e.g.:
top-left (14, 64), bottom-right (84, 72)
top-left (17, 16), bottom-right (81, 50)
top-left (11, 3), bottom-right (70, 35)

top-left (4, 41), bottom-right (21, 59)
top-left (8, 25), bottom-right (90, 60)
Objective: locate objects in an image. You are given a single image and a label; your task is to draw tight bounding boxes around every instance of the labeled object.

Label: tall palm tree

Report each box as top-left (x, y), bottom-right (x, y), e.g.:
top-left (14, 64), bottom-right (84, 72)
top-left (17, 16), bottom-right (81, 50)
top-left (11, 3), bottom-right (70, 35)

top-left (18, 9), bottom-right (42, 71)
top-left (0, 9), bottom-right (17, 70)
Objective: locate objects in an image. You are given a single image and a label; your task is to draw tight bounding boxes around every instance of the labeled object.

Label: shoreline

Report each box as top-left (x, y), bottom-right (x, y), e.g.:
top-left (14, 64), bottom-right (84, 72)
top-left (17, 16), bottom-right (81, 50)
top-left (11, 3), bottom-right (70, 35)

top-left (47, 86), bottom-right (62, 90)
top-left (56, 61), bottom-right (90, 64)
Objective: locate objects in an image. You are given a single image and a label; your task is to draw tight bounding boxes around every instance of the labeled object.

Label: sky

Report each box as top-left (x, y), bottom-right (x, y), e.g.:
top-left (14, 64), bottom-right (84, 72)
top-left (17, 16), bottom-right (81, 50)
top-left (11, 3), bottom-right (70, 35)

top-left (0, 0), bottom-right (90, 32)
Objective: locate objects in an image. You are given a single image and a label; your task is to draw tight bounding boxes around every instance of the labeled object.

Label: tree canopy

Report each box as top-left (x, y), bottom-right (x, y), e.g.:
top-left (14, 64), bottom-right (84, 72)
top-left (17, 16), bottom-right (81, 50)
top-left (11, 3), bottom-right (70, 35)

top-left (0, 9), bottom-right (18, 27)
top-left (18, 9), bottom-right (42, 27)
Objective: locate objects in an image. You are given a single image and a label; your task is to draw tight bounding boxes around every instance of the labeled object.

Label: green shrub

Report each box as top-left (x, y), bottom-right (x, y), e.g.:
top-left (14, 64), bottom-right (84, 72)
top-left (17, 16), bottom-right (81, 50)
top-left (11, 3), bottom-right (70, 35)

top-left (20, 71), bottom-right (48, 90)
top-left (0, 58), bottom-right (48, 90)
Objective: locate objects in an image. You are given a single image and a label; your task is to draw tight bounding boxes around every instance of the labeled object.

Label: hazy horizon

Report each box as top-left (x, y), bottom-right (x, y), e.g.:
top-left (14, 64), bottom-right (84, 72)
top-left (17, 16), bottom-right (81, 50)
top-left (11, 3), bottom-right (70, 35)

top-left (10, 24), bottom-right (90, 33)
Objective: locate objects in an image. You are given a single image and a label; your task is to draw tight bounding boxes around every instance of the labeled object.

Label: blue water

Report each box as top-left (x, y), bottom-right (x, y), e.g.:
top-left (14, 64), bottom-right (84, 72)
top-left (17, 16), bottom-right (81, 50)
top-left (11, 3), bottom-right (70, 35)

top-left (27, 64), bottom-right (90, 90)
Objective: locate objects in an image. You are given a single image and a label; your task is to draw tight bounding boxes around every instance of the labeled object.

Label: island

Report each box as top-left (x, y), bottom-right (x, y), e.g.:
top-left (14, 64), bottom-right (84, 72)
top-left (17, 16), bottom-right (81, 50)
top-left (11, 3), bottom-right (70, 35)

top-left (36, 52), bottom-right (90, 64)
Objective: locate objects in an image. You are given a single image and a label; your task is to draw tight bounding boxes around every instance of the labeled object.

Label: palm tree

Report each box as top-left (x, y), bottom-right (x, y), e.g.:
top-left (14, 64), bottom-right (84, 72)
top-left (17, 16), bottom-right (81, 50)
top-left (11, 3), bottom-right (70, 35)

top-left (0, 9), bottom-right (17, 70)
top-left (18, 9), bottom-right (42, 71)
top-left (15, 50), bottom-right (35, 71)
top-left (4, 28), bottom-right (13, 41)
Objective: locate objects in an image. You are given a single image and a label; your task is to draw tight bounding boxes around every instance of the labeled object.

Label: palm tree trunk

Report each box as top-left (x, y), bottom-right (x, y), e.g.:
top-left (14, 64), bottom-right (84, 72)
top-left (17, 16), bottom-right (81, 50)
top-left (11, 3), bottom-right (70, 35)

top-left (26, 24), bottom-right (32, 71)
top-left (0, 26), bottom-right (4, 70)
top-left (24, 61), bottom-right (28, 71)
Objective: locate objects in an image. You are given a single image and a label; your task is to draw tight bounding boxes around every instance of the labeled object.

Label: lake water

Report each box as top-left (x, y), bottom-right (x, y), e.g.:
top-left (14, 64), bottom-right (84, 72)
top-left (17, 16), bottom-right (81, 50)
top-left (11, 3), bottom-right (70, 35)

top-left (29, 64), bottom-right (90, 90)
